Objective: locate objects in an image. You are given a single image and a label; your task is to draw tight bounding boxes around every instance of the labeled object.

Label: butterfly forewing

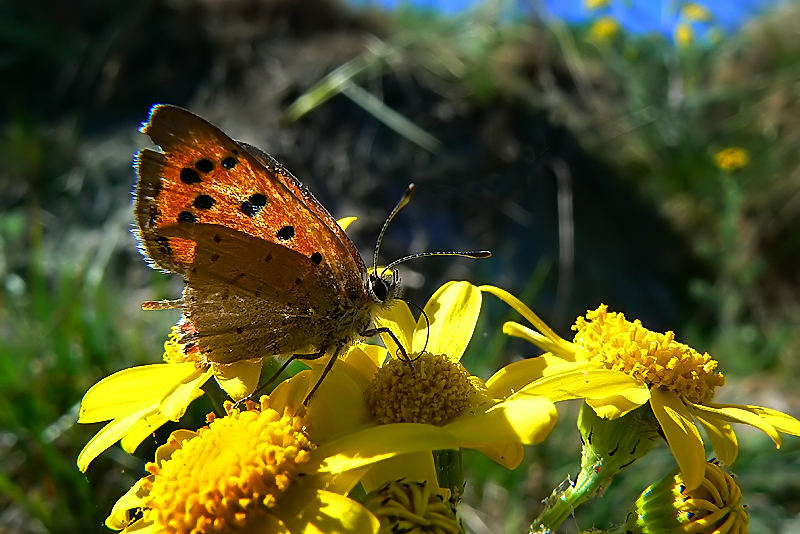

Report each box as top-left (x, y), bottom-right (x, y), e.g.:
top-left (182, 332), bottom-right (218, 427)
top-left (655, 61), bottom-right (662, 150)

top-left (135, 105), bottom-right (364, 284)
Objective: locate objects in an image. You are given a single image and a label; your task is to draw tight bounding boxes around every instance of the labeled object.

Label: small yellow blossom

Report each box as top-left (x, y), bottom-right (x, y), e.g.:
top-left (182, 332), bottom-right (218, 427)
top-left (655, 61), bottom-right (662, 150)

top-left (681, 3), bottom-right (712, 22)
top-left (675, 23), bottom-right (694, 46)
top-left (584, 0), bottom-right (611, 10)
top-left (714, 147), bottom-right (750, 172)
top-left (589, 16), bottom-right (621, 42)
top-left (482, 286), bottom-right (800, 490)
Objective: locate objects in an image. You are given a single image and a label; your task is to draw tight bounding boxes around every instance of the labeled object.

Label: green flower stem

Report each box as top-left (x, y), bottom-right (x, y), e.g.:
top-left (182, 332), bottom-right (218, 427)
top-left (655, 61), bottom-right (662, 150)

top-left (530, 403), bottom-right (661, 533)
top-left (530, 459), bottom-right (606, 534)
top-left (434, 449), bottom-right (464, 504)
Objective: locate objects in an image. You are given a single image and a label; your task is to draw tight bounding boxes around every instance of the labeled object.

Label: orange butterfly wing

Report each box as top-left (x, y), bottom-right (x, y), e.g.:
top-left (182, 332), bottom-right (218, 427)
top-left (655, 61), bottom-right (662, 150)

top-left (134, 105), bottom-right (374, 363)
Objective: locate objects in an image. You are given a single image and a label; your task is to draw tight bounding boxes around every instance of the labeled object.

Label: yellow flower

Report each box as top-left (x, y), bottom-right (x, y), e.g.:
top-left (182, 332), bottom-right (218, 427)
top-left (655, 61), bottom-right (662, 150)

top-left (277, 281), bottom-right (558, 492)
top-left (681, 3), bottom-right (712, 22)
top-left (584, 0), bottom-right (611, 11)
top-left (482, 286), bottom-right (800, 490)
top-left (77, 318), bottom-right (263, 471)
top-left (675, 23), bottom-right (694, 47)
top-left (107, 389), bottom-right (456, 534)
top-left (626, 460), bottom-right (748, 533)
top-left (714, 147), bottom-right (750, 172)
top-left (588, 16), bottom-right (621, 42)
top-left (78, 218), bottom-right (360, 472)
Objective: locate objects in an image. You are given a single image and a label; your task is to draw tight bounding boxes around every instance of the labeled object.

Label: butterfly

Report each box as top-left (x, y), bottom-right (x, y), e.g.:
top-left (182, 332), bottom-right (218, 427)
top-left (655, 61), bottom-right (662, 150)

top-left (134, 104), bottom-right (489, 400)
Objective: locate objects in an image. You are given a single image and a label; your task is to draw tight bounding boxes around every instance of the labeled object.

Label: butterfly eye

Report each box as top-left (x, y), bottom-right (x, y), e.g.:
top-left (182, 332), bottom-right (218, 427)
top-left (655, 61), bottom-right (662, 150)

top-left (369, 274), bottom-right (389, 303)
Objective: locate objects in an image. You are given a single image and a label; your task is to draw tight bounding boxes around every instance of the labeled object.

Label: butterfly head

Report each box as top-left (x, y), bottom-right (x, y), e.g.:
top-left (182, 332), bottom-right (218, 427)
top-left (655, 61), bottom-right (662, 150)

top-left (368, 269), bottom-right (400, 305)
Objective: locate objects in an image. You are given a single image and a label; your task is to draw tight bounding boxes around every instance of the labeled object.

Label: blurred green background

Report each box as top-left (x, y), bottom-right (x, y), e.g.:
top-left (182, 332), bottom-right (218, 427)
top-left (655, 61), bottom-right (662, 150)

top-left (1, 0), bottom-right (799, 532)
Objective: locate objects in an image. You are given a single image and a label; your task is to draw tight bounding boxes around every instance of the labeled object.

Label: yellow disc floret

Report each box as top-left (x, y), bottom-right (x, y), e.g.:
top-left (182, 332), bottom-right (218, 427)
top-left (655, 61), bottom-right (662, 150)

top-left (366, 353), bottom-right (486, 426)
top-left (142, 399), bottom-right (312, 533)
top-left (572, 305), bottom-right (725, 404)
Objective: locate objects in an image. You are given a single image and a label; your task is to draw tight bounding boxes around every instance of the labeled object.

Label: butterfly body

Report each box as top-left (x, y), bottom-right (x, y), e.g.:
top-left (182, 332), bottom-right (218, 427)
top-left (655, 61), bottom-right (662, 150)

top-left (134, 105), bottom-right (397, 366)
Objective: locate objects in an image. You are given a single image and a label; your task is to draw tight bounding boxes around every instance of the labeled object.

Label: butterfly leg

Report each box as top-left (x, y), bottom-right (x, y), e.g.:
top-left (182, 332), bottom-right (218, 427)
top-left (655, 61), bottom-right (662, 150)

top-left (361, 327), bottom-right (412, 364)
top-left (233, 349), bottom-right (326, 410)
top-left (303, 344), bottom-right (344, 406)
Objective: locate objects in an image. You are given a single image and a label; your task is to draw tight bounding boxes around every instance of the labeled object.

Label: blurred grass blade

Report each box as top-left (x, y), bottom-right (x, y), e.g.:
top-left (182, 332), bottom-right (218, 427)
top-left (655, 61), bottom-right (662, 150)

top-left (282, 38), bottom-right (389, 124)
top-left (282, 35), bottom-right (441, 152)
top-left (340, 81), bottom-right (442, 153)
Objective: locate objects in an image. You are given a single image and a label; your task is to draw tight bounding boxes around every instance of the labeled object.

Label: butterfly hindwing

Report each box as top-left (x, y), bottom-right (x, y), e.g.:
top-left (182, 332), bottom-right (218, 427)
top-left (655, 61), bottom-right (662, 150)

top-left (155, 222), bottom-right (371, 363)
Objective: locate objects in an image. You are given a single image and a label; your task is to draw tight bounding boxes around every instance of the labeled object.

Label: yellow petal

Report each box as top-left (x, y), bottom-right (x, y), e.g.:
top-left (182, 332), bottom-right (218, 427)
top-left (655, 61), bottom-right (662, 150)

top-left (694, 411), bottom-right (738, 465)
top-left (444, 396), bottom-right (557, 450)
top-left (120, 410), bottom-right (171, 453)
top-left (337, 216), bottom-right (357, 231)
top-left (359, 452), bottom-right (438, 492)
top-left (327, 466), bottom-right (373, 497)
top-left (307, 367), bottom-right (371, 442)
top-left (417, 281), bottom-right (481, 361)
top-left (314, 423), bottom-right (460, 474)
top-left (373, 300), bottom-right (415, 358)
top-left (159, 366), bottom-right (214, 421)
top-left (479, 285), bottom-right (571, 350)
top-left (154, 429), bottom-right (196, 464)
top-left (586, 394), bottom-right (646, 419)
top-left (472, 442), bottom-right (525, 470)
top-left (279, 488), bottom-right (378, 534)
top-left (212, 359), bottom-right (263, 400)
top-left (486, 354), bottom-right (583, 398)
top-left (124, 519), bottom-right (157, 533)
top-left (340, 344), bottom-right (386, 390)
top-left (120, 383), bottom-right (205, 452)
top-left (514, 368), bottom-right (649, 408)
top-left (502, 322), bottom-right (577, 359)
top-left (78, 362), bottom-right (200, 423)
top-left (691, 403), bottom-right (783, 447)
top-left (77, 409), bottom-right (149, 472)
top-left (650, 388), bottom-right (706, 490)
top-left (105, 476), bottom-right (150, 529)
top-left (269, 372), bottom-right (310, 412)
top-left (708, 403), bottom-right (800, 436)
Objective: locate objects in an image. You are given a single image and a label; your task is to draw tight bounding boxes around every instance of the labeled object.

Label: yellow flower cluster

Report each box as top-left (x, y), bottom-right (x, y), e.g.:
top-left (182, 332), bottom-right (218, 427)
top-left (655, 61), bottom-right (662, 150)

top-left (79, 257), bottom-right (798, 532)
top-left (572, 305), bottom-right (725, 404)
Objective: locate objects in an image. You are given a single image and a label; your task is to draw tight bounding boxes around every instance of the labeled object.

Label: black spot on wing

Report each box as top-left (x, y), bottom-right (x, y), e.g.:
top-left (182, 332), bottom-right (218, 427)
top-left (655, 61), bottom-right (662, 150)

top-left (195, 159), bottom-right (214, 173)
top-left (180, 168), bottom-right (201, 184)
top-left (178, 211), bottom-right (197, 223)
top-left (240, 193), bottom-right (268, 217)
top-left (193, 194), bottom-right (215, 210)
top-left (276, 225), bottom-right (295, 241)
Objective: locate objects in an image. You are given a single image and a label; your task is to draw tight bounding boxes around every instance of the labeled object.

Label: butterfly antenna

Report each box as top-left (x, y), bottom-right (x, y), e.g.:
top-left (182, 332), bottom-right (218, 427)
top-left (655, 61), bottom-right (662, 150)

top-left (373, 183), bottom-right (416, 275)
top-left (381, 250), bottom-right (492, 278)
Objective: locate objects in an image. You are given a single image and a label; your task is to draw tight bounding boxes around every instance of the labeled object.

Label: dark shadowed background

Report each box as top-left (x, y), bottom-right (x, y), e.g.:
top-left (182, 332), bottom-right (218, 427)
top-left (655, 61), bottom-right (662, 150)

top-left (2, 0), bottom-right (799, 532)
